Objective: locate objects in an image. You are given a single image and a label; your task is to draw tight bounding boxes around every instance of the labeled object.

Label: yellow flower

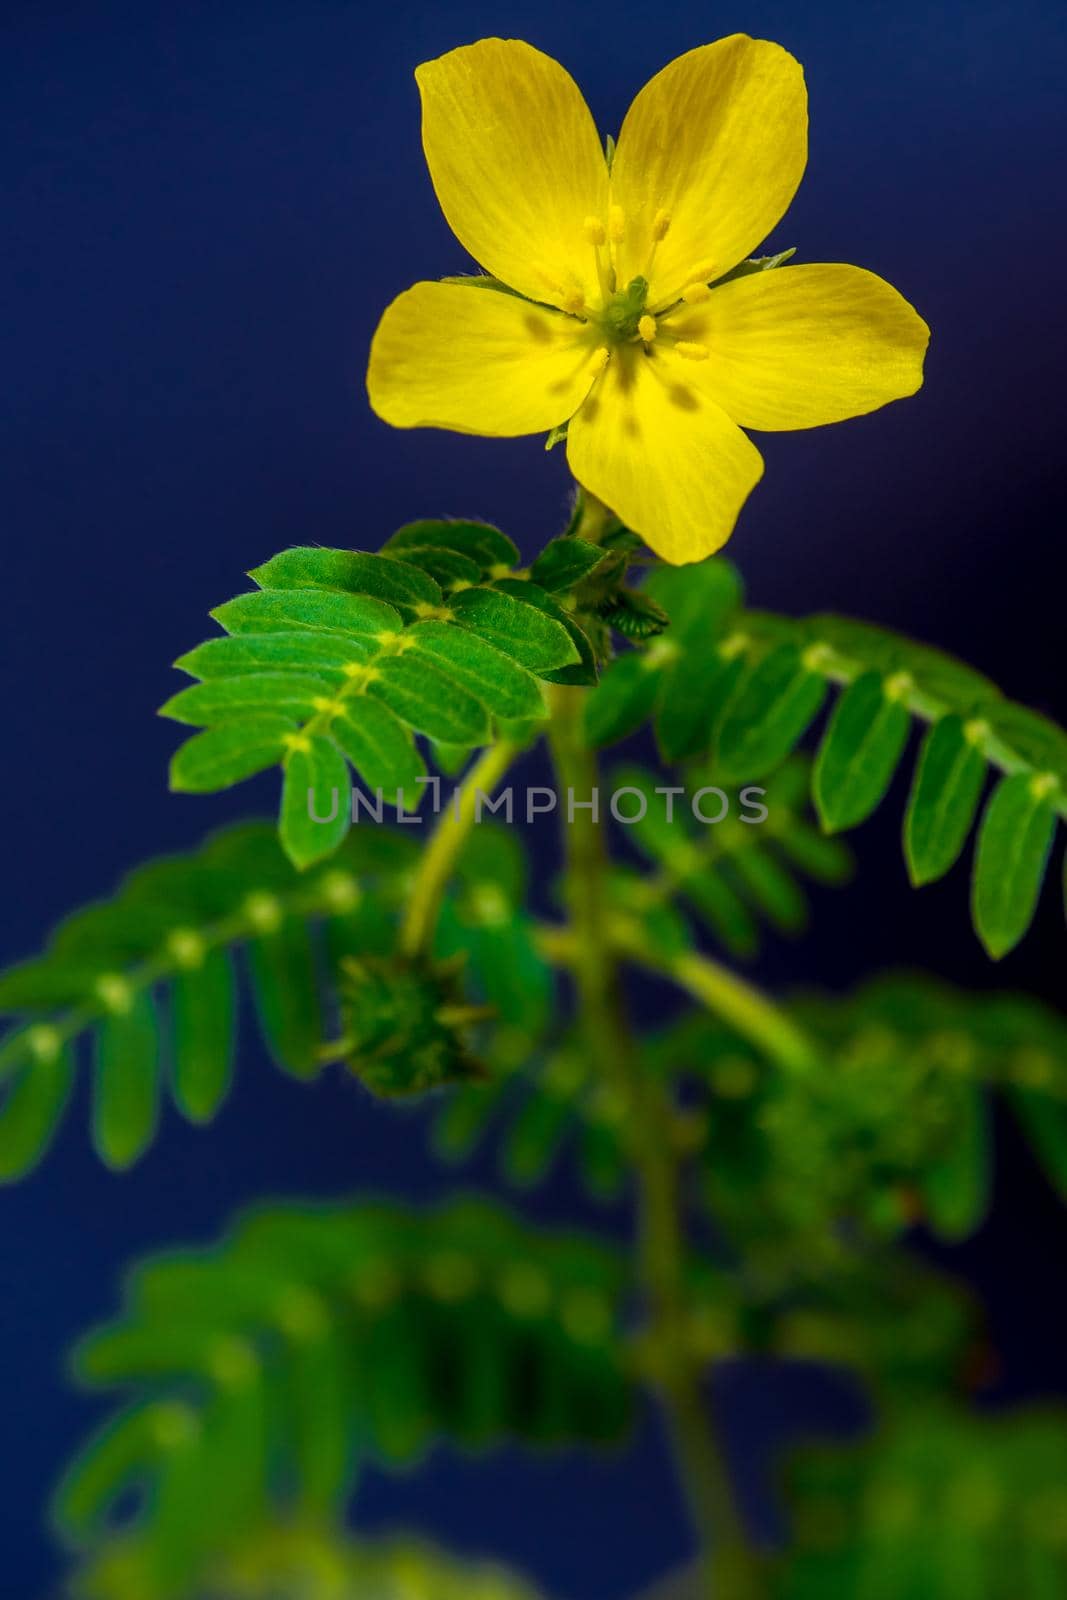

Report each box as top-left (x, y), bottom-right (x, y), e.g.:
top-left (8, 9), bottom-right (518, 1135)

top-left (367, 36), bottom-right (929, 565)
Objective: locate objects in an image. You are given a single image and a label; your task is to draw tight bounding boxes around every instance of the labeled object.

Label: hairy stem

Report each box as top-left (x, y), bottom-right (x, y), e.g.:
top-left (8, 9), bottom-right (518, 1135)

top-left (399, 741), bottom-right (517, 958)
top-left (547, 684), bottom-right (763, 1599)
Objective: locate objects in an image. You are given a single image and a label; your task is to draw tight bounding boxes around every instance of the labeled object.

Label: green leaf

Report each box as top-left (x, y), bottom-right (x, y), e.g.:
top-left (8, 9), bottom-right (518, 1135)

top-left (331, 698), bottom-right (426, 805)
top-left (92, 992), bottom-right (161, 1170)
top-left (647, 561), bottom-right (745, 759)
top-left (384, 518), bottom-right (519, 574)
top-left (381, 542), bottom-right (483, 590)
top-left (160, 673), bottom-right (332, 726)
top-left (176, 631), bottom-right (370, 680)
top-left (921, 1084), bottom-right (991, 1241)
top-left (813, 671), bottom-right (911, 832)
top-left (170, 717), bottom-right (295, 793)
top-left (646, 559), bottom-right (744, 645)
top-left (491, 578), bottom-right (597, 686)
top-left (170, 950), bottom-right (236, 1124)
top-left (986, 702), bottom-right (1067, 789)
top-left (1012, 1086), bottom-right (1067, 1201)
top-left (408, 621), bottom-right (546, 721)
top-left (530, 537), bottom-right (608, 592)
top-left (716, 644), bottom-right (827, 781)
top-left (249, 548), bottom-right (441, 616)
top-left (55, 1402), bottom-right (183, 1541)
top-left (972, 773), bottom-right (1056, 958)
top-left (280, 736), bottom-right (351, 870)
top-left (683, 869), bottom-right (759, 958)
top-left (0, 1041), bottom-right (75, 1181)
top-left (369, 655), bottom-right (491, 745)
top-left (60, 1198), bottom-right (630, 1592)
top-left (288, 1319), bottom-right (352, 1514)
top-left (246, 919), bottom-right (323, 1078)
top-left (658, 650), bottom-right (746, 763)
top-left (583, 651), bottom-right (661, 748)
top-left (448, 586), bottom-right (580, 672)
top-left (212, 586), bottom-right (401, 638)
top-left (728, 847), bottom-right (808, 935)
top-left (0, 823), bottom-right (422, 1174)
top-left (429, 740), bottom-right (473, 777)
top-left (904, 714), bottom-right (988, 886)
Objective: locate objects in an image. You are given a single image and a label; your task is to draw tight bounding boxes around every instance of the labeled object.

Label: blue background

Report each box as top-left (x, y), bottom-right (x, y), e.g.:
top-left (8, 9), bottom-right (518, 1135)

top-left (3, 1), bottom-right (1066, 1594)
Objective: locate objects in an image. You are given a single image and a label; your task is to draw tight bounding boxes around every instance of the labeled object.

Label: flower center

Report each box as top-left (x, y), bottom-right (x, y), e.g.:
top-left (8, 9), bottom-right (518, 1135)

top-left (562, 204), bottom-right (712, 364)
top-left (599, 275), bottom-right (650, 342)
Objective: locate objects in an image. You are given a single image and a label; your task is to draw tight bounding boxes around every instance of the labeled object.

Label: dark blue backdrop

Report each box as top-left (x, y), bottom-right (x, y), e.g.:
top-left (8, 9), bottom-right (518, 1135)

top-left (3, 2), bottom-right (1066, 1595)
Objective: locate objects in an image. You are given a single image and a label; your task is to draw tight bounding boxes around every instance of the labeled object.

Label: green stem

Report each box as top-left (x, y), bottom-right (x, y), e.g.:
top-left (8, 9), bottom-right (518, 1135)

top-left (399, 741), bottom-right (517, 958)
top-left (612, 925), bottom-right (818, 1076)
top-left (547, 684), bottom-right (763, 1599)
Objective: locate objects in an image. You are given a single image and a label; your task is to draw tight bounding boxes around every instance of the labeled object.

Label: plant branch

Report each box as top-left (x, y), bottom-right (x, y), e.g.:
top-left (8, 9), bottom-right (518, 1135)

top-left (547, 682), bottom-right (764, 1599)
top-left (611, 923), bottom-right (819, 1076)
top-left (399, 741), bottom-right (517, 958)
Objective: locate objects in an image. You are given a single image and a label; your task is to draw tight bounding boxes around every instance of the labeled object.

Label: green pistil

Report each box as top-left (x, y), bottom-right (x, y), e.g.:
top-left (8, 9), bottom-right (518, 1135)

top-left (598, 275), bottom-right (649, 342)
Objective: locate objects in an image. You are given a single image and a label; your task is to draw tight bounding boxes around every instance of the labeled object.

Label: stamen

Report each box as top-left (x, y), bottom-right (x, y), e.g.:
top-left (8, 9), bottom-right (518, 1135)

top-left (651, 209), bottom-right (671, 241)
top-left (637, 314), bottom-right (657, 343)
top-left (681, 281), bottom-right (711, 304)
top-left (583, 215), bottom-right (606, 246)
top-left (608, 205), bottom-right (626, 243)
top-left (590, 346), bottom-right (611, 375)
top-left (674, 340), bottom-right (710, 361)
top-left (561, 288), bottom-right (586, 316)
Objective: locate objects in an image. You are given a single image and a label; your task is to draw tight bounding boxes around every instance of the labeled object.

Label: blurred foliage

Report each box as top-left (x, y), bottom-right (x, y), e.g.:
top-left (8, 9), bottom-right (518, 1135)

top-left (74, 1522), bottom-right (545, 1600)
top-left (56, 1198), bottom-right (630, 1598)
top-left (6, 508), bottom-right (1067, 1597)
top-left (777, 1408), bottom-right (1067, 1599)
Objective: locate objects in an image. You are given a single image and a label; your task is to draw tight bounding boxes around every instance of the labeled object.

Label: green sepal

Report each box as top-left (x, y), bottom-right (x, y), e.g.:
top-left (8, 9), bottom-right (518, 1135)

top-left (600, 589), bottom-right (670, 640)
top-left (710, 247), bottom-right (796, 288)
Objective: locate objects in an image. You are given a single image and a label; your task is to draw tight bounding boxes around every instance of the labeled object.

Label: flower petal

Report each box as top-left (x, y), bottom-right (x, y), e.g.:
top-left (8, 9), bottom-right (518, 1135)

top-left (566, 346), bottom-right (764, 564)
top-left (610, 36), bottom-right (807, 308)
top-left (670, 263), bottom-right (930, 429)
top-left (417, 40), bottom-right (609, 312)
top-left (367, 281), bottom-right (601, 437)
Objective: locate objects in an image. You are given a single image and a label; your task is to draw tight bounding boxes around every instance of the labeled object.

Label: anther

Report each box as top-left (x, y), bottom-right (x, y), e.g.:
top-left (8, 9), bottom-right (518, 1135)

top-left (674, 340), bottom-right (710, 361)
top-left (637, 314), bottom-right (657, 343)
top-left (282, 731), bottom-right (312, 753)
top-left (681, 281), bottom-right (711, 304)
top-left (590, 346), bottom-right (611, 374)
top-left (561, 288), bottom-right (586, 316)
top-left (583, 215), bottom-right (606, 246)
top-left (608, 205), bottom-right (626, 243)
top-left (651, 208), bottom-right (671, 241)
